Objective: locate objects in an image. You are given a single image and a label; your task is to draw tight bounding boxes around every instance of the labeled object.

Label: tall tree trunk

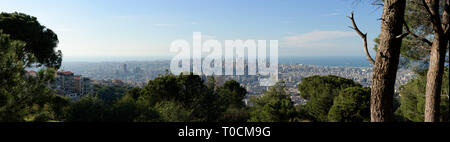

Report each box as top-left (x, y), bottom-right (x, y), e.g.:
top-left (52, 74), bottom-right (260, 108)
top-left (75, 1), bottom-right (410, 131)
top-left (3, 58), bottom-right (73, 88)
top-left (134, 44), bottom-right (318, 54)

top-left (425, 35), bottom-right (447, 122)
top-left (424, 0), bottom-right (449, 122)
top-left (370, 0), bottom-right (407, 122)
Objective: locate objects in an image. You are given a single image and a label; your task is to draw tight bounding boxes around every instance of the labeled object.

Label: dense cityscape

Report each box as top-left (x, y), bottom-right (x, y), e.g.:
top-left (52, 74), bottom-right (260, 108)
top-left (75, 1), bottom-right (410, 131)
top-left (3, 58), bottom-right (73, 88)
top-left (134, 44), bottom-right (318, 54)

top-left (50, 61), bottom-right (415, 105)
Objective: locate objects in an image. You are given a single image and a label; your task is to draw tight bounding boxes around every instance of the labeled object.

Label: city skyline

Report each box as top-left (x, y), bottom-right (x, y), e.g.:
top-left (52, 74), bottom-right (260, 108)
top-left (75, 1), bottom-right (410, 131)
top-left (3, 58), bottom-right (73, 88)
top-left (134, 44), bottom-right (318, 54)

top-left (59, 61), bottom-right (414, 95)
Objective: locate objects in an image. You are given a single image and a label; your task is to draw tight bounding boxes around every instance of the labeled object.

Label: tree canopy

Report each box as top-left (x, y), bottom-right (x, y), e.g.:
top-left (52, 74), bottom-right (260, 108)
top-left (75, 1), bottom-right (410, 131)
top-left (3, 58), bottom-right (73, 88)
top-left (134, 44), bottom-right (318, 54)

top-left (249, 82), bottom-right (297, 122)
top-left (298, 75), bottom-right (362, 121)
top-left (0, 12), bottom-right (62, 69)
top-left (396, 67), bottom-right (449, 122)
top-left (328, 87), bottom-right (371, 122)
top-left (1, 30), bottom-right (67, 122)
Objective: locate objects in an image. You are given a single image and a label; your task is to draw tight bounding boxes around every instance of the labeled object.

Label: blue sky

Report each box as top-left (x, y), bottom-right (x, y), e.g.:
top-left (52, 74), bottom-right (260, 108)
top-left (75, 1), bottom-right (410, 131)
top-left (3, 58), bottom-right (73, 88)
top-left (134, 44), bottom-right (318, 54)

top-left (1, 0), bottom-right (383, 58)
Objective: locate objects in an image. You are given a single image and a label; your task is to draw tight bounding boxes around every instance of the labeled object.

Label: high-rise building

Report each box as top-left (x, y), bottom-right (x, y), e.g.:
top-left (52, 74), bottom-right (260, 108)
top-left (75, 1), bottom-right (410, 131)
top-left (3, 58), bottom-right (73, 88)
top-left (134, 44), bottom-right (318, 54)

top-left (55, 71), bottom-right (75, 93)
top-left (123, 64), bottom-right (128, 74)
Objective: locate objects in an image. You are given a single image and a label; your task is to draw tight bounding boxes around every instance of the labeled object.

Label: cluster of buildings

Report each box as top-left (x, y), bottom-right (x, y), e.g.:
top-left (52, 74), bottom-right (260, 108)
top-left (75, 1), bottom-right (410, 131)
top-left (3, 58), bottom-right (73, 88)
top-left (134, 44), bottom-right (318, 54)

top-left (26, 70), bottom-right (94, 100)
top-left (227, 64), bottom-right (415, 106)
top-left (49, 71), bottom-right (94, 100)
top-left (278, 64), bottom-right (414, 91)
top-left (58, 61), bottom-right (416, 105)
top-left (62, 62), bottom-right (159, 88)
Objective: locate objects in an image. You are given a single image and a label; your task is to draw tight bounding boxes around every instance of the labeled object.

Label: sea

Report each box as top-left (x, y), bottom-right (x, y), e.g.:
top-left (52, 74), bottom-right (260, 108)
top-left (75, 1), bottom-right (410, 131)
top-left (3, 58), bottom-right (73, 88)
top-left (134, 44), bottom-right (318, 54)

top-left (63, 56), bottom-right (372, 67)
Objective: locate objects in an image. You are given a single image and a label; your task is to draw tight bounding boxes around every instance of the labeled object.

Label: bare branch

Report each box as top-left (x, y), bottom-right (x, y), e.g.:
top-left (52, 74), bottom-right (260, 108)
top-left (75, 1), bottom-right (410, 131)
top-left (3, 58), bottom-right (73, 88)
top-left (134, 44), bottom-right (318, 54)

top-left (403, 20), bottom-right (433, 46)
top-left (348, 12), bottom-right (376, 65)
top-left (396, 32), bottom-right (410, 39)
top-left (371, 0), bottom-right (384, 7)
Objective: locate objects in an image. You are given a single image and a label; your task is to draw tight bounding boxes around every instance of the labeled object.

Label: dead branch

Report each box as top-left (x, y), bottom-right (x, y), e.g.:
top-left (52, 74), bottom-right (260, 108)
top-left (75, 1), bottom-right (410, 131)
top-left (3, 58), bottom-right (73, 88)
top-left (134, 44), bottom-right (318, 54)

top-left (348, 12), bottom-right (376, 65)
top-left (403, 20), bottom-right (433, 46)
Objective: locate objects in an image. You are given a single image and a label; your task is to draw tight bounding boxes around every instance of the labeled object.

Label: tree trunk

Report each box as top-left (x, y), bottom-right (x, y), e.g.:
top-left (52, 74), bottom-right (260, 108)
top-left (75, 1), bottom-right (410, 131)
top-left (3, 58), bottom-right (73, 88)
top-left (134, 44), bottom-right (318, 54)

top-left (370, 0), bottom-right (406, 122)
top-left (424, 0), bottom-right (449, 122)
top-left (425, 35), bottom-right (447, 122)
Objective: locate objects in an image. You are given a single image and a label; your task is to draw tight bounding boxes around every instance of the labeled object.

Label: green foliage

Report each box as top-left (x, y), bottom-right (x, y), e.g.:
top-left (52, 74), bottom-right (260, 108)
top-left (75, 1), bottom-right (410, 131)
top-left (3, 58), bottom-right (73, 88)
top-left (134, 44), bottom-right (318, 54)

top-left (220, 105), bottom-right (249, 122)
top-left (107, 73), bottom-right (250, 122)
top-left (217, 81), bottom-right (246, 107)
top-left (46, 94), bottom-right (71, 121)
top-left (373, 0), bottom-right (448, 74)
top-left (328, 87), bottom-right (371, 122)
top-left (133, 97), bottom-right (161, 122)
top-left (0, 12), bottom-right (62, 69)
top-left (400, 0), bottom-right (433, 65)
top-left (295, 104), bottom-right (313, 122)
top-left (298, 75), bottom-right (361, 122)
top-left (396, 67), bottom-right (449, 122)
top-left (65, 96), bottom-right (107, 122)
top-left (249, 82), bottom-right (297, 122)
top-left (1, 30), bottom-right (67, 122)
top-left (0, 31), bottom-right (25, 121)
top-left (0, 13), bottom-right (68, 121)
top-left (109, 96), bottom-right (140, 122)
top-left (216, 80), bottom-right (249, 122)
top-left (93, 85), bottom-right (129, 105)
top-left (154, 101), bottom-right (193, 122)
top-left (140, 73), bottom-right (220, 121)
top-left (108, 88), bottom-right (147, 121)
top-left (125, 87), bottom-right (145, 100)
top-left (217, 80), bottom-right (247, 106)
top-left (298, 75), bottom-right (361, 100)
top-left (58, 73), bottom-right (252, 122)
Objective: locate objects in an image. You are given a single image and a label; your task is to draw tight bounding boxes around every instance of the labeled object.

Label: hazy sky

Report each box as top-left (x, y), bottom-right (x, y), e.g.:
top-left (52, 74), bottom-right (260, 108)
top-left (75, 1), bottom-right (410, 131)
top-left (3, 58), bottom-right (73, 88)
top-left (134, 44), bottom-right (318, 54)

top-left (1, 0), bottom-right (383, 58)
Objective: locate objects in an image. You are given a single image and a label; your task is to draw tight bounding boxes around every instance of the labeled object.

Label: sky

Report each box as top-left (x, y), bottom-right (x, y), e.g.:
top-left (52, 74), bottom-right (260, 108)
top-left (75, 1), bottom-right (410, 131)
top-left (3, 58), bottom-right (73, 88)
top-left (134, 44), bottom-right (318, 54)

top-left (0, 0), bottom-right (383, 59)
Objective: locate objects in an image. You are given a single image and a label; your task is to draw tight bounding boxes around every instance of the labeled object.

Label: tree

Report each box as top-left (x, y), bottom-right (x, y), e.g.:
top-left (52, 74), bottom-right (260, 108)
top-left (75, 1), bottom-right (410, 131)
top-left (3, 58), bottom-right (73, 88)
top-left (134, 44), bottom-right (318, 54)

top-left (154, 101), bottom-right (193, 122)
top-left (65, 96), bottom-right (107, 122)
top-left (45, 94), bottom-right (71, 121)
top-left (372, 0), bottom-right (450, 122)
top-left (124, 87), bottom-right (145, 101)
top-left (349, 0), bottom-right (408, 122)
top-left (217, 80), bottom-right (247, 109)
top-left (93, 85), bottom-right (129, 105)
top-left (133, 97), bottom-right (161, 122)
top-left (0, 13), bottom-right (72, 122)
top-left (23, 68), bottom-right (71, 122)
top-left (136, 73), bottom-right (221, 122)
top-left (249, 82), bottom-right (297, 122)
top-left (117, 73), bottom-right (252, 122)
top-left (216, 80), bottom-right (249, 122)
top-left (399, 0), bottom-right (435, 74)
top-left (298, 75), bottom-right (361, 121)
top-left (0, 12), bottom-right (62, 69)
top-left (422, 0), bottom-right (449, 122)
top-left (396, 67), bottom-right (449, 122)
top-left (1, 30), bottom-right (68, 122)
top-left (109, 95), bottom-right (140, 122)
top-left (220, 106), bottom-right (249, 122)
top-left (328, 87), bottom-right (371, 122)
top-left (0, 30), bottom-right (28, 121)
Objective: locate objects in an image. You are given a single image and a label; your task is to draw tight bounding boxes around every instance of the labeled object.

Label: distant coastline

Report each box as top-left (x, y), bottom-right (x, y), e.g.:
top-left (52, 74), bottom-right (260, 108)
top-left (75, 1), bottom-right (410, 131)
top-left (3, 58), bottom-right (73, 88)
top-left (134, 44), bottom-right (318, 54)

top-left (63, 56), bottom-right (372, 67)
